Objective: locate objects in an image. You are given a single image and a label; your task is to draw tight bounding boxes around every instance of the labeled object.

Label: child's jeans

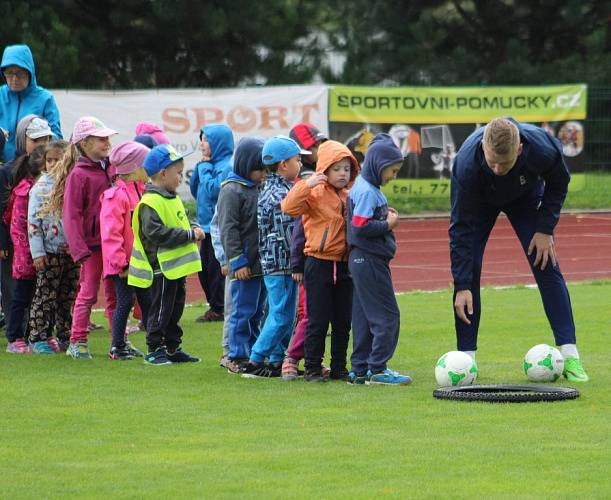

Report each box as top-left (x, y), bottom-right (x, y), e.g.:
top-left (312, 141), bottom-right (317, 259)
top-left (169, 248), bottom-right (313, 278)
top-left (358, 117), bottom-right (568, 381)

top-left (111, 275), bottom-right (151, 348)
top-left (228, 276), bottom-right (266, 360)
top-left (6, 278), bottom-right (34, 342)
top-left (287, 282), bottom-right (307, 360)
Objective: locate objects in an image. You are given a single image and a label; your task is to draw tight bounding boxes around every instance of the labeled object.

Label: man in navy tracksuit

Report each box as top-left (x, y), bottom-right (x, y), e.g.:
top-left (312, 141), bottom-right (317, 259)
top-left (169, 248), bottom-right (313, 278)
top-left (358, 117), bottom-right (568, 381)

top-left (347, 133), bottom-right (412, 386)
top-left (450, 117), bottom-right (588, 382)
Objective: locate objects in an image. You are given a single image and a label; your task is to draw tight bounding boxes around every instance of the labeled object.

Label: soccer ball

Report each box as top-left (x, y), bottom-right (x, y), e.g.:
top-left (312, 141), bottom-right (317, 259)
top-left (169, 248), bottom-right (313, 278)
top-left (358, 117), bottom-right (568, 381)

top-left (435, 351), bottom-right (478, 387)
top-left (523, 344), bottom-right (564, 382)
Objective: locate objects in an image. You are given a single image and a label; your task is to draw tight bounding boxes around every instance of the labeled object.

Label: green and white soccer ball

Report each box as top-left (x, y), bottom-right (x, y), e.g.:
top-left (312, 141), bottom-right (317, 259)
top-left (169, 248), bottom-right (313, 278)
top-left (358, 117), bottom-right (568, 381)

top-left (435, 351), bottom-right (478, 387)
top-left (523, 344), bottom-right (564, 382)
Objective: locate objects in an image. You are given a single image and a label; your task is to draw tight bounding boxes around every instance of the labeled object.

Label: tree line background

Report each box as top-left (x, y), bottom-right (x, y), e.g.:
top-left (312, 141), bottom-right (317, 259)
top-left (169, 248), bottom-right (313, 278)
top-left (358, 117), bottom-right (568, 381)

top-left (1, 0), bottom-right (609, 89)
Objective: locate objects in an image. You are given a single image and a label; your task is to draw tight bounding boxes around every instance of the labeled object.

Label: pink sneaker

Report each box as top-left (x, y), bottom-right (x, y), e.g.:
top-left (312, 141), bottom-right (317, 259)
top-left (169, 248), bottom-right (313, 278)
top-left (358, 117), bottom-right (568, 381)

top-left (125, 324), bottom-right (140, 335)
top-left (46, 338), bottom-right (61, 353)
top-left (6, 339), bottom-right (32, 354)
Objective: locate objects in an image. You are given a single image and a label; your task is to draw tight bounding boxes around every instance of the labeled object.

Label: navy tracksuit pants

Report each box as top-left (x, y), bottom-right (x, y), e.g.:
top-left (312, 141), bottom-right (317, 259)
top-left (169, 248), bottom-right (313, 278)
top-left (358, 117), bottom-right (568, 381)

top-left (454, 187), bottom-right (576, 351)
top-left (349, 248), bottom-right (400, 376)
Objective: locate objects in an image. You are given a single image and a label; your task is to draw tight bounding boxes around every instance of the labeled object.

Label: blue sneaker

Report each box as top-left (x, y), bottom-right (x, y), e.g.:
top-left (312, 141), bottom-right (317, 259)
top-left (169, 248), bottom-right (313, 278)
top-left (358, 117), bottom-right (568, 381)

top-left (367, 368), bottom-right (412, 386)
top-left (347, 371), bottom-right (370, 385)
top-left (166, 348), bottom-right (201, 363)
top-left (144, 348), bottom-right (172, 365)
top-left (66, 342), bottom-right (92, 359)
top-left (32, 340), bottom-right (57, 355)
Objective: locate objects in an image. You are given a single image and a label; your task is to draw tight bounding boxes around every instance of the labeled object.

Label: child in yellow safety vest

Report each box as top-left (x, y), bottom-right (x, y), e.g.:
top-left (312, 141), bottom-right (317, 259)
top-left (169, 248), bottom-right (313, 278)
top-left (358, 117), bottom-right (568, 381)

top-left (128, 144), bottom-right (204, 365)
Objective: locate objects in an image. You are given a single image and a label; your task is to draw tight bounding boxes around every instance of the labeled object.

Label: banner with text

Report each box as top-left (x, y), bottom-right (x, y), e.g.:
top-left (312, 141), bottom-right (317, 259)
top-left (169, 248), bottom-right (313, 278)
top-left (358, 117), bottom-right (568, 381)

top-left (52, 85), bottom-right (328, 198)
top-left (329, 84), bottom-right (587, 123)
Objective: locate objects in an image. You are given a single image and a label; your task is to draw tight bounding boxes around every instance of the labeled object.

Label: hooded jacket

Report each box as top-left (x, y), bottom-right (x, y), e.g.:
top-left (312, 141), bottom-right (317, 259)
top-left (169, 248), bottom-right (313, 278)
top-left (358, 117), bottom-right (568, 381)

top-left (281, 140), bottom-right (359, 262)
top-left (189, 124), bottom-right (234, 232)
top-left (28, 173), bottom-right (68, 259)
top-left (0, 45), bottom-right (62, 161)
top-left (347, 133), bottom-right (403, 261)
top-left (5, 177), bottom-right (36, 279)
top-left (449, 119), bottom-right (570, 290)
top-left (63, 156), bottom-right (116, 263)
top-left (100, 178), bottom-right (145, 277)
top-left (217, 138), bottom-right (264, 278)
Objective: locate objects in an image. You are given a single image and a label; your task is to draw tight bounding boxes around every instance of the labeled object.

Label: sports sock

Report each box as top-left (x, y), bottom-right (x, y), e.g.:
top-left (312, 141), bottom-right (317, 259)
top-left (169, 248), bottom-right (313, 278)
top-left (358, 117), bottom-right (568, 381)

top-left (462, 350), bottom-right (476, 360)
top-left (560, 344), bottom-right (579, 359)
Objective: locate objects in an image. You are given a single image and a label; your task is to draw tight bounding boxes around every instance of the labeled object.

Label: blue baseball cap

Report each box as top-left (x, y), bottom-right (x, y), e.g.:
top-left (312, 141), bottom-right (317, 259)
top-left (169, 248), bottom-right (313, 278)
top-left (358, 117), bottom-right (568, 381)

top-left (262, 135), bottom-right (310, 166)
top-left (143, 144), bottom-right (191, 176)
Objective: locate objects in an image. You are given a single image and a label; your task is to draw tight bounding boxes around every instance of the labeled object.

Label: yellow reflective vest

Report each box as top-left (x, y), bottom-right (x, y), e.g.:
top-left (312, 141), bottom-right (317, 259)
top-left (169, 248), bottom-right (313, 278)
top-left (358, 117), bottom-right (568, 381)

top-left (128, 192), bottom-right (202, 288)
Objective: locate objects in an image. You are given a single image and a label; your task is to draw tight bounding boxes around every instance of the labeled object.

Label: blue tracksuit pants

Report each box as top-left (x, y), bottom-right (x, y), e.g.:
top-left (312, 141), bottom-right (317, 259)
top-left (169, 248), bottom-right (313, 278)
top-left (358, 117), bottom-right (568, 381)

top-left (250, 274), bottom-right (297, 364)
top-left (349, 248), bottom-right (400, 376)
top-left (454, 186), bottom-right (576, 351)
top-left (228, 276), bottom-right (266, 360)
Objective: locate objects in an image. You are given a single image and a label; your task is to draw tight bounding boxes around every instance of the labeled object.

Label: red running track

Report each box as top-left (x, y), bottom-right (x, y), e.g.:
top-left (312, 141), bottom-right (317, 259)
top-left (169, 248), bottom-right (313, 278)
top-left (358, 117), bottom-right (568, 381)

top-left (98, 212), bottom-right (611, 307)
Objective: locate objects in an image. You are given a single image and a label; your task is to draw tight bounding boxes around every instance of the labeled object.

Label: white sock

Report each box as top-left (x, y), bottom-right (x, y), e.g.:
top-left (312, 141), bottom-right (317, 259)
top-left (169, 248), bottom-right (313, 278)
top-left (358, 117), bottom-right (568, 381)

top-left (560, 344), bottom-right (579, 359)
top-left (462, 350), bottom-right (476, 360)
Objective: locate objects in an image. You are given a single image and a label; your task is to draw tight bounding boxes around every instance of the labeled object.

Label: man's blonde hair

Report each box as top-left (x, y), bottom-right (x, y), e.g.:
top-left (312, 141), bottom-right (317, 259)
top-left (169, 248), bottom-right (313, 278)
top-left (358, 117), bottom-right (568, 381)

top-left (483, 118), bottom-right (520, 155)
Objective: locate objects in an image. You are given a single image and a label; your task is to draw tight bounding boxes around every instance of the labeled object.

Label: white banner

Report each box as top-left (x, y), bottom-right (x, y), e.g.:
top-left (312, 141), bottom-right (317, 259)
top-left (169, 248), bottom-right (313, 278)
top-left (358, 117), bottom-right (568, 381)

top-left (52, 85), bottom-right (329, 198)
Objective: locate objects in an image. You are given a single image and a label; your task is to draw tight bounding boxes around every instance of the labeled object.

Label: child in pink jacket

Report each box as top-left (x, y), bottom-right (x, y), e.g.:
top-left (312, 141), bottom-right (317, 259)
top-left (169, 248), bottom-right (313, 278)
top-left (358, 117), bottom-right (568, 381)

top-left (4, 146), bottom-right (45, 353)
top-left (62, 117), bottom-right (118, 359)
top-left (101, 141), bottom-right (152, 360)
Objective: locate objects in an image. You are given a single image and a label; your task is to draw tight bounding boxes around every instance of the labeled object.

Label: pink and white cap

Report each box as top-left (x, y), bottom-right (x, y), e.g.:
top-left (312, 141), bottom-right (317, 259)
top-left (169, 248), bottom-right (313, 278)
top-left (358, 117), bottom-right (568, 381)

top-left (109, 140), bottom-right (151, 175)
top-left (71, 116), bottom-right (118, 145)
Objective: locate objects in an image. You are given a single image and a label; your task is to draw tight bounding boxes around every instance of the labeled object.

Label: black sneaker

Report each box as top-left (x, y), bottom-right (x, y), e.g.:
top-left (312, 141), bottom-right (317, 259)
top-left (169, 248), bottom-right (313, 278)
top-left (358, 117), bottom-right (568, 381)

top-left (267, 362), bottom-right (282, 377)
top-left (166, 348), bottom-right (201, 363)
top-left (241, 362), bottom-right (280, 378)
top-left (330, 368), bottom-right (350, 381)
top-left (304, 369), bottom-right (328, 383)
top-left (108, 345), bottom-right (135, 360)
top-left (144, 348), bottom-right (172, 365)
top-left (226, 358), bottom-right (249, 374)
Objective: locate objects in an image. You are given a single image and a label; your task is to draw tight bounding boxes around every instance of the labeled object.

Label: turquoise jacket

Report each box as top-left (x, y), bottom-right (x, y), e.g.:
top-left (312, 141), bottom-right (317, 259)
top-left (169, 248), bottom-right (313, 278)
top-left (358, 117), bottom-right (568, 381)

top-left (189, 124), bottom-right (234, 232)
top-left (0, 45), bottom-right (62, 161)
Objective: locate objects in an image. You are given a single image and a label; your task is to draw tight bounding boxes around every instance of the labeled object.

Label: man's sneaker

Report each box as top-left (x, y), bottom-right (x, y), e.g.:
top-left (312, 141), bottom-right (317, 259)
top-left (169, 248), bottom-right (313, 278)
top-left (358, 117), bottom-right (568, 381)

top-left (124, 340), bottom-right (144, 358)
top-left (241, 362), bottom-right (280, 378)
top-left (32, 340), bottom-right (57, 354)
top-left (367, 368), bottom-right (412, 386)
top-left (6, 338), bottom-right (33, 354)
top-left (304, 369), bottom-right (328, 383)
top-left (347, 371), bottom-right (369, 385)
top-left (144, 349), bottom-right (172, 365)
top-left (167, 348), bottom-right (201, 363)
top-left (330, 367), bottom-right (350, 381)
top-left (563, 357), bottom-right (589, 382)
top-left (66, 342), bottom-right (92, 359)
top-left (219, 355), bottom-right (229, 368)
top-left (108, 345), bottom-right (135, 360)
top-left (226, 358), bottom-right (248, 374)
top-left (282, 357), bottom-right (299, 381)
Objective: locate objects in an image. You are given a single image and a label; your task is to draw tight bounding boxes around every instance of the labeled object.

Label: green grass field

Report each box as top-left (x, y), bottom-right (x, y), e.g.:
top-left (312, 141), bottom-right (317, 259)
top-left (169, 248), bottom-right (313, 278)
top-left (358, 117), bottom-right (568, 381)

top-left (2, 281), bottom-right (610, 499)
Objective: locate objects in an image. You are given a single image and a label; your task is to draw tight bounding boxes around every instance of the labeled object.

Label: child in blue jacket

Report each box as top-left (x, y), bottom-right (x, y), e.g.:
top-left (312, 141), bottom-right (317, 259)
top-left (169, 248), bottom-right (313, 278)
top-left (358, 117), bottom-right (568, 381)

top-left (347, 133), bottom-right (412, 386)
top-left (189, 124), bottom-right (234, 322)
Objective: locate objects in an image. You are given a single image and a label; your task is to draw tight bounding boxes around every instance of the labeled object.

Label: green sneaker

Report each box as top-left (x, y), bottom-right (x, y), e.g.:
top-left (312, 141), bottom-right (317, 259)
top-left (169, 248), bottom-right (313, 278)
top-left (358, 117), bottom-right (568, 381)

top-left (563, 357), bottom-right (589, 382)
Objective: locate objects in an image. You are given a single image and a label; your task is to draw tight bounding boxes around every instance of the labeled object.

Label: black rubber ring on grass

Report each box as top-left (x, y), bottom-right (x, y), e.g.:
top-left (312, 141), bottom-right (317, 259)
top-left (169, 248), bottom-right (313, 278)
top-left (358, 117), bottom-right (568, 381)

top-left (433, 384), bottom-right (580, 403)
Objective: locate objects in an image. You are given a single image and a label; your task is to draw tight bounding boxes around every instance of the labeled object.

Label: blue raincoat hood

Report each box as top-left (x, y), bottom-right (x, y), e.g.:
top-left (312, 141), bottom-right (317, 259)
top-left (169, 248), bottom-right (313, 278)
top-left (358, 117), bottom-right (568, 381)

top-left (200, 124), bottom-right (234, 163)
top-left (226, 137), bottom-right (264, 187)
top-left (361, 133), bottom-right (403, 187)
top-left (1, 45), bottom-right (37, 95)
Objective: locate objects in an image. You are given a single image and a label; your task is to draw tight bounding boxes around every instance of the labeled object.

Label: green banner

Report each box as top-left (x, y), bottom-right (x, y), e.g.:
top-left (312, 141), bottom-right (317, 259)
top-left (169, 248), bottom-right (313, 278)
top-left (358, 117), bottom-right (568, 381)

top-left (330, 85), bottom-right (587, 124)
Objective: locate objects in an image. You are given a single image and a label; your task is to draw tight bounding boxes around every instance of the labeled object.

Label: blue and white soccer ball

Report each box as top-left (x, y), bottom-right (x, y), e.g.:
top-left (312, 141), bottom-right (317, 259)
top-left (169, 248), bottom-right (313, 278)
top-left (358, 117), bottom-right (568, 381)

top-left (523, 344), bottom-right (564, 382)
top-left (435, 351), bottom-right (478, 387)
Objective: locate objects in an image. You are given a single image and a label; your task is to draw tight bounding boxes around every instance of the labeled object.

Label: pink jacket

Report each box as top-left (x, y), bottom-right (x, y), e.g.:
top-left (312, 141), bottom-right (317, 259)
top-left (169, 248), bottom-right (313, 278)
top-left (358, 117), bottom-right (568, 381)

top-left (6, 178), bottom-right (36, 280)
top-left (100, 178), bottom-right (145, 277)
top-left (63, 157), bottom-right (115, 263)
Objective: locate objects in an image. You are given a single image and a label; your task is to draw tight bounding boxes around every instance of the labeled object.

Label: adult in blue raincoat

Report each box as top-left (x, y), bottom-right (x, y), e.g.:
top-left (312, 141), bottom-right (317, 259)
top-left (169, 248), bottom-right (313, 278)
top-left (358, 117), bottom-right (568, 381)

top-left (0, 44), bottom-right (62, 161)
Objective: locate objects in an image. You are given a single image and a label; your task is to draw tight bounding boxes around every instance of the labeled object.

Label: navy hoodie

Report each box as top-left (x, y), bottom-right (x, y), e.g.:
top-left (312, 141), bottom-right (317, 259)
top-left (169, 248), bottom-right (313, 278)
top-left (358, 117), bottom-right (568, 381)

top-left (216, 138), bottom-right (264, 277)
top-left (449, 119), bottom-right (570, 290)
top-left (347, 133), bottom-right (403, 260)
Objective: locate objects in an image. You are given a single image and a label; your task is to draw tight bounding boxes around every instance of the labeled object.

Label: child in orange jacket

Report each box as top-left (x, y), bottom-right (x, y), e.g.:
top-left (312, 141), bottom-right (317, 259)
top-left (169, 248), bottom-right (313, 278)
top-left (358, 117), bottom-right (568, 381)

top-left (281, 140), bottom-right (359, 382)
